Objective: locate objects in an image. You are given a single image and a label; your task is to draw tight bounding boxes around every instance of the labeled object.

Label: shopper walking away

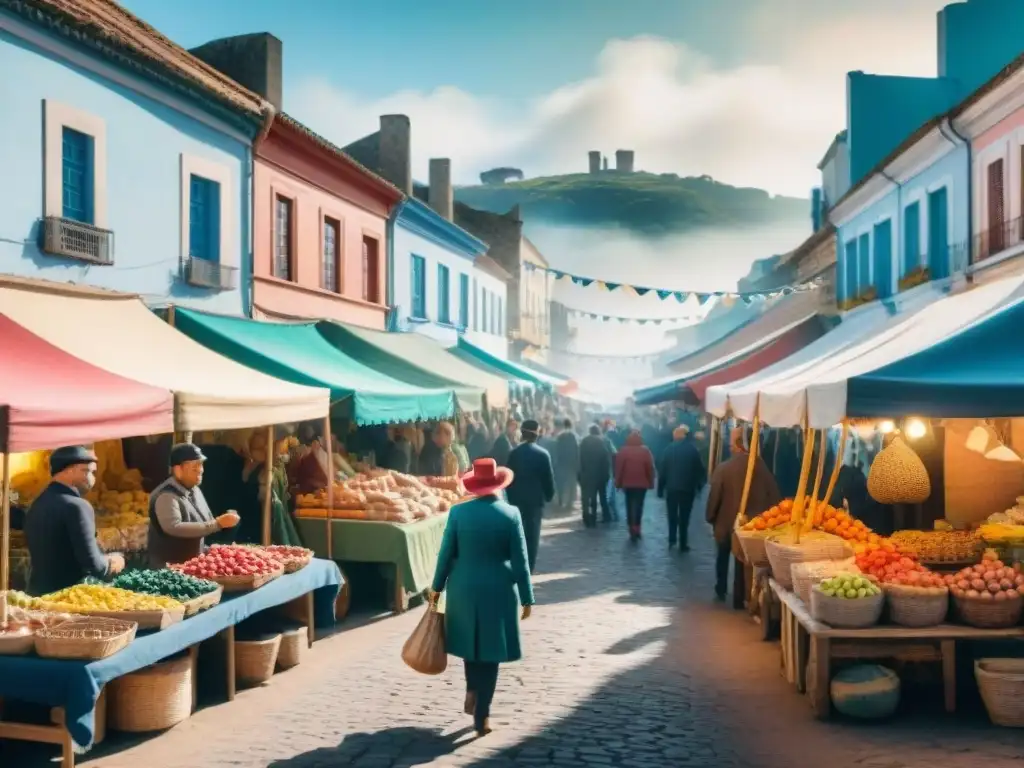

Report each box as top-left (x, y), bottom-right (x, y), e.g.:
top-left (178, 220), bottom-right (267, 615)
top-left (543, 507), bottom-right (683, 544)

top-left (602, 421), bottom-right (620, 520)
top-left (657, 426), bottom-right (705, 551)
top-left (428, 458), bottom-right (534, 736)
top-left (706, 427), bottom-right (780, 602)
top-left (505, 420), bottom-right (555, 572)
top-left (491, 418), bottom-right (519, 467)
top-left (615, 430), bottom-right (655, 542)
top-left (579, 424), bottom-right (613, 526)
top-left (554, 418), bottom-right (580, 510)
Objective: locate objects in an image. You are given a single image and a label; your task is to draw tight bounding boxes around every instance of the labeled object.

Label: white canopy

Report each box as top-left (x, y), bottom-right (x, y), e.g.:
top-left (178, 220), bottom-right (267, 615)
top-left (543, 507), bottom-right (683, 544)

top-left (705, 283), bottom-right (946, 420)
top-left (714, 275), bottom-right (1024, 428)
top-left (0, 278), bottom-right (329, 431)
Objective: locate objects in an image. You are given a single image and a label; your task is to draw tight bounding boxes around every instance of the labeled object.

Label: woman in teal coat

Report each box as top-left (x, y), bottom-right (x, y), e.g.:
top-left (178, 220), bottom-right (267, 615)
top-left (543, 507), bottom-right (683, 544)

top-left (428, 458), bottom-right (535, 736)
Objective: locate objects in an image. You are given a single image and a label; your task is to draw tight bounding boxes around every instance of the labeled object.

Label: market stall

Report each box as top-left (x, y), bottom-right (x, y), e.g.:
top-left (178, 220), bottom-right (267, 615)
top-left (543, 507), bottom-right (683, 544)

top-left (447, 337), bottom-right (551, 389)
top-left (718, 273), bottom-right (1024, 725)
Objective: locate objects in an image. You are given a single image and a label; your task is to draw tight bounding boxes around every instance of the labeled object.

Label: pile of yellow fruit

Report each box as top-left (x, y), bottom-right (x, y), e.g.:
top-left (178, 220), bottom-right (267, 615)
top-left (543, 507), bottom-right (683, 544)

top-left (978, 522), bottom-right (1024, 547)
top-left (40, 584), bottom-right (181, 613)
top-left (890, 529), bottom-right (984, 562)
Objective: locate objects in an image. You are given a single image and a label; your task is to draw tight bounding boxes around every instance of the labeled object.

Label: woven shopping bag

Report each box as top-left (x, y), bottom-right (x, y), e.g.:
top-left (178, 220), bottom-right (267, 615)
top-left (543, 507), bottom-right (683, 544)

top-left (401, 604), bottom-right (447, 675)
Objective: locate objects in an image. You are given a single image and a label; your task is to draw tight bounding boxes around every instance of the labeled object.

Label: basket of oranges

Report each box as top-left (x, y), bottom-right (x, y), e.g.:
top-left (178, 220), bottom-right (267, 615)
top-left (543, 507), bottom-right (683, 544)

top-left (737, 500), bottom-right (795, 568)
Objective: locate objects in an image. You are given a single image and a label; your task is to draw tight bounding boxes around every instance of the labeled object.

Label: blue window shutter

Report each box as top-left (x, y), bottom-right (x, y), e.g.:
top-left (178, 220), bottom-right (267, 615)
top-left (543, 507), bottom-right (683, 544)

top-left (411, 256), bottom-right (427, 318)
top-left (437, 264), bottom-right (450, 324)
top-left (858, 233), bottom-right (870, 292)
top-left (903, 202), bottom-right (920, 276)
top-left (482, 291), bottom-right (489, 333)
top-left (61, 127), bottom-right (94, 224)
top-left (928, 187), bottom-right (949, 279)
top-left (843, 239), bottom-right (858, 299)
top-left (189, 175), bottom-right (221, 261)
top-left (873, 220), bottom-right (893, 298)
top-left (459, 274), bottom-right (469, 328)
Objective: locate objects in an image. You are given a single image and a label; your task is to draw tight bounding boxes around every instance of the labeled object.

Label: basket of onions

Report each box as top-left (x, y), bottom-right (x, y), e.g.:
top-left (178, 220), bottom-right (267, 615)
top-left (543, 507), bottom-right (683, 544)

top-left (947, 551), bottom-right (1024, 629)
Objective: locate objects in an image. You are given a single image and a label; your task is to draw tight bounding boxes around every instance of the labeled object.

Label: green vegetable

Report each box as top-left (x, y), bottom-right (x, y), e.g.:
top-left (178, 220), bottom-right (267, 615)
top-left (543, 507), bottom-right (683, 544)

top-left (111, 568), bottom-right (218, 602)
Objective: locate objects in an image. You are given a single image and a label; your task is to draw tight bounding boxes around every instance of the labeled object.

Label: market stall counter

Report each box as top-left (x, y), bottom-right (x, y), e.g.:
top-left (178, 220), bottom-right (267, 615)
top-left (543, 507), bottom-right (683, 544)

top-left (0, 559), bottom-right (341, 762)
top-left (770, 579), bottom-right (1024, 720)
top-left (297, 515), bottom-right (447, 614)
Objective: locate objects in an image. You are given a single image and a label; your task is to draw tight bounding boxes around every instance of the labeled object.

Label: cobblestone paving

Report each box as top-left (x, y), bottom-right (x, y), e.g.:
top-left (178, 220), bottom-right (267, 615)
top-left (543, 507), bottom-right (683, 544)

top-left (10, 494), bottom-right (1024, 768)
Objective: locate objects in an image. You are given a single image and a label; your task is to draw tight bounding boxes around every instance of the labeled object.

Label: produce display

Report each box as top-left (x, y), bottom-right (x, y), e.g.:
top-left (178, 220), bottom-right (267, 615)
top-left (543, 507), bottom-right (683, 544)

top-left (258, 545), bottom-right (314, 571)
top-left (296, 469), bottom-right (461, 523)
top-left (175, 544), bottom-right (282, 580)
top-left (978, 522), bottom-right (1024, 548)
top-left (741, 499), bottom-right (793, 532)
top-left (818, 573), bottom-right (882, 600)
top-left (112, 569), bottom-right (219, 602)
top-left (889, 529), bottom-right (983, 563)
top-left (943, 551), bottom-right (1024, 600)
top-left (985, 497), bottom-right (1024, 525)
top-left (40, 584), bottom-right (182, 613)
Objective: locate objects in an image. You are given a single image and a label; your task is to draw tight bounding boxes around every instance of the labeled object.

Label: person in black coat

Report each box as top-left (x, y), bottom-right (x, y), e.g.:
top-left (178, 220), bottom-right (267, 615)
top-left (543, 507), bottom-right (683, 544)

top-left (506, 420), bottom-right (556, 573)
top-left (490, 418), bottom-right (519, 467)
top-left (579, 424), bottom-right (613, 526)
top-left (657, 426), bottom-right (706, 551)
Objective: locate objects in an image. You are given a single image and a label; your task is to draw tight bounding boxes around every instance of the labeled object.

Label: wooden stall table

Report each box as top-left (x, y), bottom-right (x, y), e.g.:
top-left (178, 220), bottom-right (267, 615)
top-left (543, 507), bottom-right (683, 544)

top-left (770, 578), bottom-right (1024, 719)
top-left (297, 513), bottom-right (448, 614)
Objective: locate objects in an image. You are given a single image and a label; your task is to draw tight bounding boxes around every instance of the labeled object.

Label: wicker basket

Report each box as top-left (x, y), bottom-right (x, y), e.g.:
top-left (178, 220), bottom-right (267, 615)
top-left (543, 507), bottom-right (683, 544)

top-left (765, 535), bottom-right (852, 589)
top-left (283, 554), bottom-right (313, 574)
top-left (810, 585), bottom-right (884, 628)
top-left (976, 658), bottom-right (1024, 727)
top-left (108, 654), bottom-right (192, 732)
top-left (954, 594), bottom-right (1024, 629)
top-left (0, 628), bottom-right (35, 656)
top-left (791, 558), bottom-right (857, 605)
top-left (235, 633), bottom-right (282, 686)
top-left (276, 626), bottom-right (307, 671)
top-left (35, 617), bottom-right (137, 660)
top-left (884, 584), bottom-right (950, 628)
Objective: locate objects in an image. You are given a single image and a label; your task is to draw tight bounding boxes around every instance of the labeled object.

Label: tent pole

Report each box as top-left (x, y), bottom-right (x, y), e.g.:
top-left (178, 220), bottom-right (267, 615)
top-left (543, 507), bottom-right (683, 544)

top-left (736, 400), bottom-right (761, 526)
top-left (261, 426), bottom-right (273, 546)
top-left (1, 451), bottom-right (10, 596)
top-left (323, 416), bottom-right (334, 560)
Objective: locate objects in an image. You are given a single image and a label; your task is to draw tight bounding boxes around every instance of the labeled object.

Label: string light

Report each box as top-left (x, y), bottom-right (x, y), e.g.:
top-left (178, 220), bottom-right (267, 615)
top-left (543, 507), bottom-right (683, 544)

top-left (904, 418), bottom-right (927, 440)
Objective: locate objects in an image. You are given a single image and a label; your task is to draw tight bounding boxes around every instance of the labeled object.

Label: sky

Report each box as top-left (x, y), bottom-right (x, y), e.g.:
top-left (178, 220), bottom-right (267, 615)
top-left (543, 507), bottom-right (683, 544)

top-left (122, 0), bottom-right (951, 197)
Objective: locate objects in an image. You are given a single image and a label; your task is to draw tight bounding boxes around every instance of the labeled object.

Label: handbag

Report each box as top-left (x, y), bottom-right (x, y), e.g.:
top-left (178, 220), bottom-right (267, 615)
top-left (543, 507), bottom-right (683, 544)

top-left (401, 604), bottom-right (447, 675)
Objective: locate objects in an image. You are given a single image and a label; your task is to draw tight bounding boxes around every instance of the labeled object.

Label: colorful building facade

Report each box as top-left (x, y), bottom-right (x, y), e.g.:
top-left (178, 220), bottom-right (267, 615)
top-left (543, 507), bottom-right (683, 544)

top-left (0, 0), bottom-right (266, 315)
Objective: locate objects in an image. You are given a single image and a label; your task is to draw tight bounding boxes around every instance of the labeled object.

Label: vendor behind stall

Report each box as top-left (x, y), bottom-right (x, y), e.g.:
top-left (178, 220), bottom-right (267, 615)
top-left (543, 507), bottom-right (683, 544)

top-left (24, 446), bottom-right (126, 595)
top-left (148, 443), bottom-right (240, 568)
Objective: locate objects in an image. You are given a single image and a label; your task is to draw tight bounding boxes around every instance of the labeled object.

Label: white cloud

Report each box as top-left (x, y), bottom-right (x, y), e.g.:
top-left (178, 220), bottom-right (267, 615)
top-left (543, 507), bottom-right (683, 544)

top-left (288, 4), bottom-right (946, 197)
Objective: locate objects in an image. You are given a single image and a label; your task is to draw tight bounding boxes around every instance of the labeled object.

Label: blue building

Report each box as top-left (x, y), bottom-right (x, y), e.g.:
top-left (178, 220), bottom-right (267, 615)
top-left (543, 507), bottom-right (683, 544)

top-left (0, 0), bottom-right (267, 315)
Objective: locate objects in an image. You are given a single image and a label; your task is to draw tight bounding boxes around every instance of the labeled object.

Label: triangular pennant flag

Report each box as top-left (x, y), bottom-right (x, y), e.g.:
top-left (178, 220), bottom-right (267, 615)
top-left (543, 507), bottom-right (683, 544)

top-left (674, 292), bottom-right (688, 303)
top-left (572, 277), bottom-right (594, 287)
top-left (654, 319), bottom-right (662, 326)
top-left (696, 293), bottom-right (711, 305)
top-left (602, 315), bottom-right (611, 322)
top-left (605, 282), bottom-right (621, 291)
top-left (552, 270), bottom-right (566, 280)
top-left (656, 290), bottom-right (673, 300)
top-left (634, 287), bottom-right (651, 297)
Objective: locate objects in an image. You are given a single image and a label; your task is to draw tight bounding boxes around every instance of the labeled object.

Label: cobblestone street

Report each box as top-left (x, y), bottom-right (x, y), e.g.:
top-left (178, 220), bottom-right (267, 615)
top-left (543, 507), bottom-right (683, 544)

top-left (11, 496), bottom-right (1024, 768)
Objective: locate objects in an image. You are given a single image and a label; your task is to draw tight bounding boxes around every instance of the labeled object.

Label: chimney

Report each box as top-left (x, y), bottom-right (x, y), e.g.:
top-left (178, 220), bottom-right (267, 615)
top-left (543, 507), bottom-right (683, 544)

top-left (602, 156), bottom-right (608, 171)
top-left (378, 115), bottom-right (412, 195)
top-left (588, 151), bottom-right (600, 174)
top-left (428, 158), bottom-right (453, 221)
top-left (190, 33), bottom-right (283, 110)
top-left (615, 149), bottom-right (635, 173)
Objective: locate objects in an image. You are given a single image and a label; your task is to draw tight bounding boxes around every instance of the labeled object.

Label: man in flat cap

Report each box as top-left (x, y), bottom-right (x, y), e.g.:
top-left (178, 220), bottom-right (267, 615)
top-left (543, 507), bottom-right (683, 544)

top-left (24, 446), bottom-right (126, 595)
top-left (148, 443), bottom-right (239, 568)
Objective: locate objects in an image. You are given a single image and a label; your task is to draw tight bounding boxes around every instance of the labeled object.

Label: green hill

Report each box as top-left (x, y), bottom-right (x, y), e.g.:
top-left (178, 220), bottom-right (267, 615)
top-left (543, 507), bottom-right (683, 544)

top-left (454, 172), bottom-right (808, 235)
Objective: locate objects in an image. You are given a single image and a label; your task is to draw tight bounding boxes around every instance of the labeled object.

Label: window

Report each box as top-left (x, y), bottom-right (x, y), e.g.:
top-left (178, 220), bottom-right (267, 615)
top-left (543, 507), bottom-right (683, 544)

top-left (873, 219), bottom-right (892, 298)
top-left (274, 196), bottom-right (293, 280)
top-left (188, 175), bottom-right (221, 262)
top-left (362, 235), bottom-right (380, 303)
top-left (843, 239), bottom-right (857, 299)
top-left (903, 202), bottom-right (920, 275)
top-left (411, 255), bottom-right (427, 318)
top-left (322, 217), bottom-right (340, 292)
top-left (491, 296), bottom-right (498, 335)
top-left (437, 264), bottom-right (451, 324)
top-left (459, 274), bottom-right (469, 329)
top-left (857, 233), bottom-right (870, 292)
top-left (497, 295), bottom-right (503, 335)
top-left (61, 127), bottom-right (94, 223)
top-left (928, 186), bottom-right (949, 278)
top-left (472, 279), bottom-right (479, 331)
top-left (987, 160), bottom-right (1006, 256)
top-left (481, 290), bottom-right (489, 333)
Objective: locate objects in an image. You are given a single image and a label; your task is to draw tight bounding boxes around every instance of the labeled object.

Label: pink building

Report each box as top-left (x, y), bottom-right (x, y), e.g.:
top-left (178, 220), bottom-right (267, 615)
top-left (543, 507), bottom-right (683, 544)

top-left (251, 115), bottom-right (403, 327)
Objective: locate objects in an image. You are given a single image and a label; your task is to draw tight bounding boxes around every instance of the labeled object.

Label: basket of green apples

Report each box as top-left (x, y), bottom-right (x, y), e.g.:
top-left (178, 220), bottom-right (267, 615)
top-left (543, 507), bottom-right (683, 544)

top-left (811, 573), bottom-right (884, 628)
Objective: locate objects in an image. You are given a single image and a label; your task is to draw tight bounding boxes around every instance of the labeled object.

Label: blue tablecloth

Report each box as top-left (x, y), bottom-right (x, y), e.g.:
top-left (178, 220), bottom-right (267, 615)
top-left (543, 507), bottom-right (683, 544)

top-left (0, 558), bottom-right (342, 748)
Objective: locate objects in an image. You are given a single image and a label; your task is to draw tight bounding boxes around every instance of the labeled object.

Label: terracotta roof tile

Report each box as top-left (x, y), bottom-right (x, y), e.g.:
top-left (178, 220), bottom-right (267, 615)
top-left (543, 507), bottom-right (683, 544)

top-left (7, 0), bottom-right (265, 118)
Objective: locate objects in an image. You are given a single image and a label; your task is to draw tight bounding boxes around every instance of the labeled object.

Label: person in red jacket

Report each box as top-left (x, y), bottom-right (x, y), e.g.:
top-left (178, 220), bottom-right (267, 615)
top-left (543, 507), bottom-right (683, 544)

top-left (614, 430), bottom-right (655, 541)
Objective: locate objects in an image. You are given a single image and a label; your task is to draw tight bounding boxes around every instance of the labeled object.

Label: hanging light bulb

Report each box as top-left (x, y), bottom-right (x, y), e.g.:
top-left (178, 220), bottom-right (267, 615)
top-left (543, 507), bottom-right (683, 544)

top-left (878, 420), bottom-right (896, 435)
top-left (904, 418), bottom-right (927, 440)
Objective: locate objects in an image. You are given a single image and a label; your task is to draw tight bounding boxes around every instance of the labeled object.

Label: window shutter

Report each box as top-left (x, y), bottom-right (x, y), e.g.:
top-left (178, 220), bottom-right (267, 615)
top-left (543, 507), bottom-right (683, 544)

top-left (903, 202), bottom-right (920, 275)
top-left (988, 159), bottom-right (1005, 256)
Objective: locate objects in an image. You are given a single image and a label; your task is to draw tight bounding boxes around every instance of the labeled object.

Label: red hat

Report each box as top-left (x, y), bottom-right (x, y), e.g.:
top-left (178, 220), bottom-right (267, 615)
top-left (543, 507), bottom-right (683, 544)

top-left (461, 458), bottom-right (513, 496)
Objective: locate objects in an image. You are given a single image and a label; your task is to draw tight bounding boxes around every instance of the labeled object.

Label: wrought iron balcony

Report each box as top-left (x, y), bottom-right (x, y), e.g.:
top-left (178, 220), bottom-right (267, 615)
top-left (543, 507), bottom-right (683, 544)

top-left (973, 216), bottom-right (1024, 264)
top-left (184, 257), bottom-right (238, 290)
top-left (40, 216), bottom-right (114, 265)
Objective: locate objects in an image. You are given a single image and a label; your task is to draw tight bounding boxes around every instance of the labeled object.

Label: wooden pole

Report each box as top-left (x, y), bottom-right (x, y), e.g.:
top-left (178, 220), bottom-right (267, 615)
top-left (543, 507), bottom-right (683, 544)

top-left (792, 426), bottom-right (816, 544)
top-left (805, 429), bottom-right (828, 532)
top-left (1, 451), bottom-right (10, 595)
top-left (736, 402), bottom-right (761, 526)
top-left (707, 416), bottom-right (719, 481)
top-left (261, 425), bottom-right (273, 546)
top-left (323, 416), bottom-right (334, 560)
top-left (822, 421), bottom-right (849, 507)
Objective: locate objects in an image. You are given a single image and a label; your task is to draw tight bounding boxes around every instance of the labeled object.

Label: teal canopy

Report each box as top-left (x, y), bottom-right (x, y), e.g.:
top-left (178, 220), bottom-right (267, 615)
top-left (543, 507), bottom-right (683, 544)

top-left (449, 338), bottom-right (550, 389)
top-left (172, 309), bottom-right (455, 425)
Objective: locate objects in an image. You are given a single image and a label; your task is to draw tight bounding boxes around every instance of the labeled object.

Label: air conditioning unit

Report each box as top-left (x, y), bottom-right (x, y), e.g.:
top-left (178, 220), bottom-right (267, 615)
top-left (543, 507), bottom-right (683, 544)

top-left (41, 216), bottom-right (114, 265)
top-left (185, 257), bottom-right (238, 290)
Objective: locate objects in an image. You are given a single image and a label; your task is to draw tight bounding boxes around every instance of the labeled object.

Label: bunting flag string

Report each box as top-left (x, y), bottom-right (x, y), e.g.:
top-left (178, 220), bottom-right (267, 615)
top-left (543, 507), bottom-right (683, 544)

top-left (526, 262), bottom-right (823, 304)
top-left (566, 308), bottom-right (700, 325)
top-left (529, 344), bottom-right (665, 363)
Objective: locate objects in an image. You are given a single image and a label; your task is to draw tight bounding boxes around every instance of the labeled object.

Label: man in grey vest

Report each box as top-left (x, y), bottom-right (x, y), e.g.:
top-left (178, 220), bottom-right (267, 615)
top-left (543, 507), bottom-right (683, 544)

top-left (148, 443), bottom-right (239, 568)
